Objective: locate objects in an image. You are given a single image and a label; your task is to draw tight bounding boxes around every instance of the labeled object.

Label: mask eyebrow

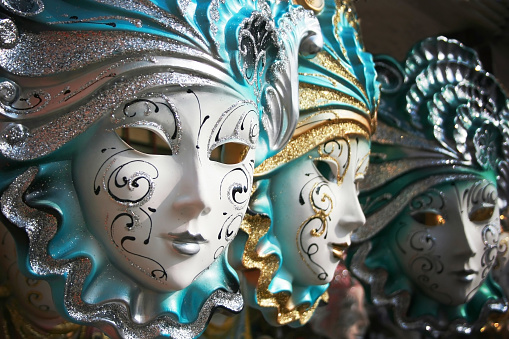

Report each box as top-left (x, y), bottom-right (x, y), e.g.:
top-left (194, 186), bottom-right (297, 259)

top-left (115, 126), bottom-right (174, 155)
top-left (207, 100), bottom-right (258, 157)
top-left (112, 97), bottom-right (182, 154)
top-left (356, 149), bottom-right (370, 176)
top-left (465, 180), bottom-right (498, 208)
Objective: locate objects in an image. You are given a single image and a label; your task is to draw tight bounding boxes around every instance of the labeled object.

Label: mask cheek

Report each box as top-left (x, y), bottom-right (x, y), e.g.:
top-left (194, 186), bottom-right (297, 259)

top-left (211, 164), bottom-right (252, 253)
top-left (393, 219), bottom-right (442, 280)
top-left (480, 223), bottom-right (500, 276)
top-left (104, 159), bottom-right (159, 207)
top-left (218, 164), bottom-right (252, 210)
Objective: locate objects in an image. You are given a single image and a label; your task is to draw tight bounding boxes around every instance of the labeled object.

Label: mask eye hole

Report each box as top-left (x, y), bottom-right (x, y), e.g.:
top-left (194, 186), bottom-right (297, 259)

top-left (411, 212), bottom-right (446, 226)
top-left (116, 127), bottom-right (172, 155)
top-left (209, 142), bottom-right (250, 164)
top-left (469, 206), bottom-right (495, 222)
top-left (313, 160), bottom-right (338, 183)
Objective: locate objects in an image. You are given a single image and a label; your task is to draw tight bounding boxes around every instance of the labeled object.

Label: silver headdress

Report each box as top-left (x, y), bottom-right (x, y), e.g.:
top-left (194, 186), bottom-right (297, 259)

top-left (353, 36), bottom-right (509, 243)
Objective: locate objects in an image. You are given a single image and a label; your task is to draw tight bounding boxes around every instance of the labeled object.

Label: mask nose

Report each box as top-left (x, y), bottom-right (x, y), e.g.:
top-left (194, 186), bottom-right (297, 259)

top-left (171, 162), bottom-right (210, 220)
top-left (452, 221), bottom-right (477, 259)
top-left (339, 182), bottom-right (366, 233)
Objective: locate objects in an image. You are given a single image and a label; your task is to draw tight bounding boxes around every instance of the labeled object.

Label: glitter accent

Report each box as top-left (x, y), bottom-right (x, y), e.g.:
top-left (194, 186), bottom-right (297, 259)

top-left (332, 0), bottom-right (360, 44)
top-left (0, 30), bottom-right (214, 76)
top-left (1, 123), bottom-right (29, 145)
top-left (372, 121), bottom-right (452, 156)
top-left (0, 71), bottom-right (214, 161)
top-left (0, 17), bottom-right (17, 48)
top-left (207, 100), bottom-right (259, 159)
top-left (48, 16), bottom-right (142, 28)
top-left (1, 168), bottom-right (243, 339)
top-left (299, 83), bottom-right (367, 114)
top-left (361, 158), bottom-right (462, 192)
top-left (311, 51), bottom-right (367, 100)
top-left (240, 213), bottom-right (329, 325)
top-left (91, 0), bottom-right (207, 49)
top-left (0, 0), bottom-right (44, 17)
top-left (0, 79), bottom-right (18, 103)
top-left (255, 120), bottom-right (368, 176)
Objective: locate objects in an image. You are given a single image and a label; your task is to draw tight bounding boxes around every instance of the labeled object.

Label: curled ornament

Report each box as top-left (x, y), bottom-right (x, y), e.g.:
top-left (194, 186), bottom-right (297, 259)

top-left (258, 3), bottom-right (323, 162)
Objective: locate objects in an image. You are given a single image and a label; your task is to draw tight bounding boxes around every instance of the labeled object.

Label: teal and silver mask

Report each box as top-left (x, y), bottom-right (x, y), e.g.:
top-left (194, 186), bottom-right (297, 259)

top-left (0, 0), bottom-right (324, 337)
top-left (229, 0), bottom-right (379, 327)
top-left (347, 36), bottom-right (509, 336)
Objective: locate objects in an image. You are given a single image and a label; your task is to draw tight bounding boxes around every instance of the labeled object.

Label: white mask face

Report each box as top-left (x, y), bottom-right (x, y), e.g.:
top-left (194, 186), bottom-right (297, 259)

top-left (72, 87), bottom-right (258, 292)
top-left (269, 136), bottom-right (369, 286)
top-left (391, 179), bottom-right (500, 305)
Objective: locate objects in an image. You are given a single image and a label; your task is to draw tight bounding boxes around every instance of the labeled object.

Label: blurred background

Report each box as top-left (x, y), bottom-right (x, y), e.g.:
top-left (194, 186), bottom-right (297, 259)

top-left (355, 0), bottom-right (509, 90)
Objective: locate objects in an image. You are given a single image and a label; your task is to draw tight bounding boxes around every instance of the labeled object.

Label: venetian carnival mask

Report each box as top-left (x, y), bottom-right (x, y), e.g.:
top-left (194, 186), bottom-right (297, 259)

top-left (73, 87), bottom-right (258, 292)
top-left (230, 0), bottom-right (379, 327)
top-left (391, 179), bottom-right (500, 306)
top-left (0, 0), bottom-right (323, 337)
top-left (269, 132), bottom-right (369, 286)
top-left (348, 36), bottom-right (509, 336)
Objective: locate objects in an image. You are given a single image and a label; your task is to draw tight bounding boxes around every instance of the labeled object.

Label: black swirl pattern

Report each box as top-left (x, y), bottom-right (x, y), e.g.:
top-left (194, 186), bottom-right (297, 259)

top-left (297, 176), bottom-right (334, 281)
top-left (110, 211), bottom-right (167, 281)
top-left (218, 214), bottom-right (242, 242)
top-left (93, 149), bottom-right (159, 207)
top-left (106, 160), bottom-right (158, 205)
top-left (221, 167), bottom-right (251, 209)
top-left (481, 223), bottom-right (500, 278)
top-left (409, 189), bottom-right (445, 213)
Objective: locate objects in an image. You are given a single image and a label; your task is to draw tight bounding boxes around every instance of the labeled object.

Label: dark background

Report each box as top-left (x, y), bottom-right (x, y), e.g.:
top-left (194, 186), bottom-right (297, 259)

top-left (355, 0), bottom-right (509, 90)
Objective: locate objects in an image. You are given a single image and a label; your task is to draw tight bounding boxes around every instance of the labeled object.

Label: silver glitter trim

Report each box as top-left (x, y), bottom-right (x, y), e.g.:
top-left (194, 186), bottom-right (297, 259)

top-left (372, 121), bottom-right (454, 157)
top-left (0, 79), bottom-right (18, 103)
top-left (1, 122), bottom-right (28, 145)
top-left (350, 241), bottom-right (508, 337)
top-left (48, 15), bottom-right (143, 27)
top-left (361, 158), bottom-right (461, 192)
top-left (0, 16), bottom-right (17, 48)
top-left (1, 167), bottom-right (71, 275)
top-left (0, 30), bottom-right (213, 76)
top-left (91, 0), bottom-right (207, 50)
top-left (0, 71), bottom-right (215, 161)
top-left (0, 0), bottom-right (44, 17)
top-left (352, 174), bottom-right (480, 242)
top-left (0, 167), bottom-right (243, 339)
top-left (207, 99), bottom-right (258, 158)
